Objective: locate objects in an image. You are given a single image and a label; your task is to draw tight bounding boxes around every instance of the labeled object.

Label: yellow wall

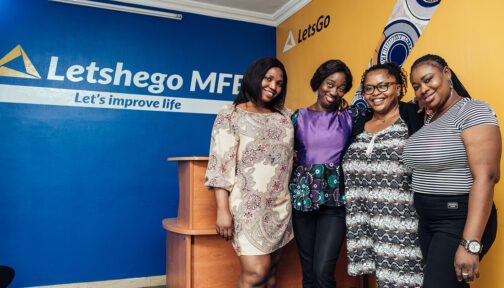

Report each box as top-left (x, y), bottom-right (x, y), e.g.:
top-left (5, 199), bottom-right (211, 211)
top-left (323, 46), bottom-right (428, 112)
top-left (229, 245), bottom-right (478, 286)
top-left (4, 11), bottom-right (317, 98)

top-left (277, 1), bottom-right (504, 287)
top-left (277, 0), bottom-right (397, 109)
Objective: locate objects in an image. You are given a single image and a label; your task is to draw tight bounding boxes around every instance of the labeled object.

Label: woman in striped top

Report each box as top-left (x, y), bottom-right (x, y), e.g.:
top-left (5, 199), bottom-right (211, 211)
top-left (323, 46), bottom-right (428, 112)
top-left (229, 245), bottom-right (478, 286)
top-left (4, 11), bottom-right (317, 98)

top-left (404, 54), bottom-right (500, 288)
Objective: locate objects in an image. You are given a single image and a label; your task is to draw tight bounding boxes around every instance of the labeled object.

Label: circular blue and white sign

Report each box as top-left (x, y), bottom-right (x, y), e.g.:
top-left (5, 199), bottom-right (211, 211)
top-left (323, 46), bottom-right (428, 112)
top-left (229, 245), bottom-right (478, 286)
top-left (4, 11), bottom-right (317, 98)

top-left (406, 0), bottom-right (441, 21)
top-left (378, 20), bottom-right (420, 66)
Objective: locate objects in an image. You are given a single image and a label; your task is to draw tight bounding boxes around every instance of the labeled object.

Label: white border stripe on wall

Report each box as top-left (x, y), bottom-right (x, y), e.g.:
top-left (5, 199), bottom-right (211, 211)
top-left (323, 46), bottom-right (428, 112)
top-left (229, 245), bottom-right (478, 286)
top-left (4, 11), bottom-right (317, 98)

top-left (0, 84), bottom-right (231, 114)
top-left (24, 275), bottom-right (165, 288)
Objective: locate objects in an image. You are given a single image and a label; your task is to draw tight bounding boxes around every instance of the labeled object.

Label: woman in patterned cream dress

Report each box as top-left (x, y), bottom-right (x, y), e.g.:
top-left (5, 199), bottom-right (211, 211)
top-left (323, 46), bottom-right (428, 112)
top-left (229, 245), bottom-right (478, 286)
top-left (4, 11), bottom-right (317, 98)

top-left (342, 62), bottom-right (424, 288)
top-left (205, 57), bottom-right (294, 288)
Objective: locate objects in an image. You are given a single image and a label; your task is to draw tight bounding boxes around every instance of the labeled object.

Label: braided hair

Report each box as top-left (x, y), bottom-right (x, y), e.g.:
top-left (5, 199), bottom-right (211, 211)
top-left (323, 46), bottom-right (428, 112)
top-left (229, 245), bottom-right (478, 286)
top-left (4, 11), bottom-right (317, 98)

top-left (360, 62), bottom-right (408, 100)
top-left (410, 54), bottom-right (471, 98)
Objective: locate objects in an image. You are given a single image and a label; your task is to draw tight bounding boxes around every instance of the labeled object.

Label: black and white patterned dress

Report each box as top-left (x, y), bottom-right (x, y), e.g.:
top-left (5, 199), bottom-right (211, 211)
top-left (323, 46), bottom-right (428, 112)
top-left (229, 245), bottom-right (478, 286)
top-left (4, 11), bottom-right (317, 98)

top-left (342, 118), bottom-right (424, 288)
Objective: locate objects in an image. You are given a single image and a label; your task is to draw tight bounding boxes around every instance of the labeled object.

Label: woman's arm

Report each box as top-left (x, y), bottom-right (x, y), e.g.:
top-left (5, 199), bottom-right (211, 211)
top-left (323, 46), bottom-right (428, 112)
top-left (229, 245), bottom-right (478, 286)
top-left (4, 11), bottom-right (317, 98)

top-left (204, 106), bottom-right (239, 240)
top-left (455, 124), bottom-right (501, 282)
top-left (213, 188), bottom-right (234, 241)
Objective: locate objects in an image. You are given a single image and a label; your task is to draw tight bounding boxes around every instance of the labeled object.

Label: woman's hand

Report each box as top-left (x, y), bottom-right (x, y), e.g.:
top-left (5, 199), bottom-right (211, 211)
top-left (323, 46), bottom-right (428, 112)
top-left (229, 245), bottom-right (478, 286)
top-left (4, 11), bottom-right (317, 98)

top-left (454, 245), bottom-right (480, 283)
top-left (216, 206), bottom-right (234, 241)
top-left (414, 96), bottom-right (433, 121)
top-left (213, 188), bottom-right (234, 241)
top-left (293, 150), bottom-right (299, 167)
top-left (458, 123), bottom-right (501, 283)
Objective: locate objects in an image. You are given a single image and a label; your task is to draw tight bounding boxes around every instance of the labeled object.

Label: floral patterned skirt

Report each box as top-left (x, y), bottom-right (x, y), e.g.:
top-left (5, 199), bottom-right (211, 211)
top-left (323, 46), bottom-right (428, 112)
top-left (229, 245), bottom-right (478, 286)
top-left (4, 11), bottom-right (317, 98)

top-left (289, 163), bottom-right (345, 212)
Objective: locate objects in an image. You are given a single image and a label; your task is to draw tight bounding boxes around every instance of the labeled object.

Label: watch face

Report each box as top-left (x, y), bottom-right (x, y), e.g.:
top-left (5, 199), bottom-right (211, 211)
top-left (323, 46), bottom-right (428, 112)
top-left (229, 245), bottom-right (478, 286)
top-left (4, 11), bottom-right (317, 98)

top-left (468, 241), bottom-right (481, 253)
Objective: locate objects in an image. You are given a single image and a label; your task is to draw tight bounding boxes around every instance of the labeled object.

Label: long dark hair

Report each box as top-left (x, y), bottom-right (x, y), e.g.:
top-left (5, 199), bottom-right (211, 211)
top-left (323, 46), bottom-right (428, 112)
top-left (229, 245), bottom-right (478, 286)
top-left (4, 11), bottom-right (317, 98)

top-left (360, 62), bottom-right (408, 100)
top-left (410, 54), bottom-right (471, 98)
top-left (233, 57), bottom-right (288, 112)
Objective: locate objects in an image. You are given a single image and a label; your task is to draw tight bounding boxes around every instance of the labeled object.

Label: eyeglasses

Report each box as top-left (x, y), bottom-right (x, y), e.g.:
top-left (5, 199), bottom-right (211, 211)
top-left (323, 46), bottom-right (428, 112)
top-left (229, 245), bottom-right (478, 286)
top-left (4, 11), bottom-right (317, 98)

top-left (363, 82), bottom-right (398, 95)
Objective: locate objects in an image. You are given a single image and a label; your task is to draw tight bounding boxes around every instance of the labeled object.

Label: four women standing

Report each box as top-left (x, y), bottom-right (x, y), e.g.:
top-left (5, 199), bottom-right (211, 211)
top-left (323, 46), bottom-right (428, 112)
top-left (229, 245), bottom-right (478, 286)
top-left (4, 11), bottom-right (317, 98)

top-left (206, 54), bottom-right (500, 287)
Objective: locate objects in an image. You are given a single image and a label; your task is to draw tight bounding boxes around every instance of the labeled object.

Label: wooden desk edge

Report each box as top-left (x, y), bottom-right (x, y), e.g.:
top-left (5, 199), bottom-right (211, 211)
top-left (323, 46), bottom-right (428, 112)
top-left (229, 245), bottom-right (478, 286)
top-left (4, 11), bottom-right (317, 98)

top-left (167, 156), bottom-right (209, 161)
top-left (162, 218), bottom-right (217, 235)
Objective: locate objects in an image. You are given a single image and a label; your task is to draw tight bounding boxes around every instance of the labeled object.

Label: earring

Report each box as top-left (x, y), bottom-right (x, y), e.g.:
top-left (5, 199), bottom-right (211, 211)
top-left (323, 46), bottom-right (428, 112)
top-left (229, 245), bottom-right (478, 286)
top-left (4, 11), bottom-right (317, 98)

top-left (397, 92), bottom-right (400, 97)
top-left (448, 79), bottom-right (453, 97)
top-left (316, 90), bottom-right (319, 99)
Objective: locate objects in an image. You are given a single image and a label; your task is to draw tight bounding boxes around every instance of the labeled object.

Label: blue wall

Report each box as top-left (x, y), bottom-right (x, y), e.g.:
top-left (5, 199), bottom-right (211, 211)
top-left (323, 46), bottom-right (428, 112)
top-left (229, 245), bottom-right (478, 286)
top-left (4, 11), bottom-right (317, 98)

top-left (0, 1), bottom-right (275, 287)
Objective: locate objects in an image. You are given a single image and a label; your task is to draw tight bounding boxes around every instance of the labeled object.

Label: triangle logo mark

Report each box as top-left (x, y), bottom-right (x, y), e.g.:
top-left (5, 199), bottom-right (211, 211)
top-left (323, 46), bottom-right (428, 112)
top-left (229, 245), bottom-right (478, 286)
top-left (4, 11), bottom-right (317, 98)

top-left (282, 31), bottom-right (296, 53)
top-left (0, 45), bottom-right (41, 79)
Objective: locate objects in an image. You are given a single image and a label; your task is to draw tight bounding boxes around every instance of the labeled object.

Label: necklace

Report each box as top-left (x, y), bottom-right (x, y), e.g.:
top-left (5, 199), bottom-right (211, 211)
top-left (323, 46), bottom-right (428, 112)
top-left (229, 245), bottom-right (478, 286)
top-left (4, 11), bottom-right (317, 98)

top-left (365, 107), bottom-right (400, 135)
top-left (373, 108), bottom-right (399, 123)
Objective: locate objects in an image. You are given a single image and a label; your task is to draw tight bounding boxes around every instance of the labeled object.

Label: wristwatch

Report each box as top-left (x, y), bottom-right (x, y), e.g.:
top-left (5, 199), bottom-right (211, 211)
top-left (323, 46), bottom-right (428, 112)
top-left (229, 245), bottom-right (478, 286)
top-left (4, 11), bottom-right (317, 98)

top-left (460, 239), bottom-right (483, 254)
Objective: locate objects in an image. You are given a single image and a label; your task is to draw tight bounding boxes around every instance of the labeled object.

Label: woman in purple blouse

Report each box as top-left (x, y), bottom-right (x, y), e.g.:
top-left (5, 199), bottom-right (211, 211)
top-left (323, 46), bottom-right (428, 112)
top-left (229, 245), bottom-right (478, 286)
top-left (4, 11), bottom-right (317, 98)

top-left (289, 60), bottom-right (359, 288)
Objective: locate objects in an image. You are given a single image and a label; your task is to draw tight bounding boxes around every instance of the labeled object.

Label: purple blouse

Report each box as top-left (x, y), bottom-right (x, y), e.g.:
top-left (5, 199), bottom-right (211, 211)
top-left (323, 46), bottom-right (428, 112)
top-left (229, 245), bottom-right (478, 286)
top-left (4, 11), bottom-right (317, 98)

top-left (295, 108), bottom-right (354, 165)
top-left (289, 107), bottom-right (357, 211)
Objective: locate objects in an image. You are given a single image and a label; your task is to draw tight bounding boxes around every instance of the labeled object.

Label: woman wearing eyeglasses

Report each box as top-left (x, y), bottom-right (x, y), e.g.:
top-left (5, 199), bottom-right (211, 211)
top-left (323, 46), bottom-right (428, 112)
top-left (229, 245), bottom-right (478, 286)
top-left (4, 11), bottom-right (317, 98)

top-left (342, 62), bottom-right (424, 288)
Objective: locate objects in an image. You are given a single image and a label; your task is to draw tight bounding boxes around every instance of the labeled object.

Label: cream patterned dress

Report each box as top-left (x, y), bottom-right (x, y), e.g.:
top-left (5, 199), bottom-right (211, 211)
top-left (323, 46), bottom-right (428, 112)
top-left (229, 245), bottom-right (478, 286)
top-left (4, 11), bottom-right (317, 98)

top-left (205, 104), bottom-right (294, 256)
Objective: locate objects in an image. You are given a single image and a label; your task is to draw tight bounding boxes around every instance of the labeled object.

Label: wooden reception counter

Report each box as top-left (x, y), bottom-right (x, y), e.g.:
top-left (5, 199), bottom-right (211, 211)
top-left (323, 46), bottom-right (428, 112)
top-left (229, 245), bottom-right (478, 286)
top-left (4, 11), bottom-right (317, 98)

top-left (163, 156), bottom-right (363, 288)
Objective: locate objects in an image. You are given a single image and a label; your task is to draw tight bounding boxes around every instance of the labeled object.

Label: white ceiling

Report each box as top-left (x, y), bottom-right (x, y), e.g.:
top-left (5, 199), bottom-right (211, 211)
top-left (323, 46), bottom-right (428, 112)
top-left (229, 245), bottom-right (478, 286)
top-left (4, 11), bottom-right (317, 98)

top-left (114, 0), bottom-right (311, 26)
top-left (188, 0), bottom-right (291, 14)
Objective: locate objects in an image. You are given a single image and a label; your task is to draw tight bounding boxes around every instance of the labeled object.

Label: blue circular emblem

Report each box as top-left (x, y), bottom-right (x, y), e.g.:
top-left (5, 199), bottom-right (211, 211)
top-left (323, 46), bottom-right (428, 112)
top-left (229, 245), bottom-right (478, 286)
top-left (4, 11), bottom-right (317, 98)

top-left (406, 0), bottom-right (441, 20)
top-left (378, 20), bottom-right (420, 66)
top-left (414, 0), bottom-right (440, 7)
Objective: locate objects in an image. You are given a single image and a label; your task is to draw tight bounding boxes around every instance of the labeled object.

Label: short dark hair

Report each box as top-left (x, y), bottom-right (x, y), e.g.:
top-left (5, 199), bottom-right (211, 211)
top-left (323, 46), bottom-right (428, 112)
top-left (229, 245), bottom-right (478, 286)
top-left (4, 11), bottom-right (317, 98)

top-left (310, 59), bottom-right (353, 93)
top-left (233, 57), bottom-right (287, 112)
top-left (410, 54), bottom-right (471, 98)
top-left (360, 62), bottom-right (408, 100)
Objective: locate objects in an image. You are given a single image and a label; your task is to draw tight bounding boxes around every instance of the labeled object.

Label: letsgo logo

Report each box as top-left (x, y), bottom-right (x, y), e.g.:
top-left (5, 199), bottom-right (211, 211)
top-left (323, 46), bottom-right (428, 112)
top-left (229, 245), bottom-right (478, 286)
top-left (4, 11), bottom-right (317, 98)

top-left (282, 15), bottom-right (331, 53)
top-left (283, 31), bottom-right (296, 53)
top-left (0, 45), bottom-right (41, 79)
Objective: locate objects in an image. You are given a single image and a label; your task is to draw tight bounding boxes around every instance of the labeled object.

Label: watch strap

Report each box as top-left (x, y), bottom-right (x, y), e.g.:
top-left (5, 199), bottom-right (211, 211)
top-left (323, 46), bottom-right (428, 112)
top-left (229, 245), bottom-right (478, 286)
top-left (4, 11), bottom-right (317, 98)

top-left (460, 239), bottom-right (482, 254)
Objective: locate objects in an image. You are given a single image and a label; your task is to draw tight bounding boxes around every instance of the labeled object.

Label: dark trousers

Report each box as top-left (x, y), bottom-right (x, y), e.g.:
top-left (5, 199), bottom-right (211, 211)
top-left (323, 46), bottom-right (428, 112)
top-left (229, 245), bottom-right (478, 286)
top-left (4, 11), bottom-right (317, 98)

top-left (292, 206), bottom-right (346, 288)
top-left (414, 193), bottom-right (497, 288)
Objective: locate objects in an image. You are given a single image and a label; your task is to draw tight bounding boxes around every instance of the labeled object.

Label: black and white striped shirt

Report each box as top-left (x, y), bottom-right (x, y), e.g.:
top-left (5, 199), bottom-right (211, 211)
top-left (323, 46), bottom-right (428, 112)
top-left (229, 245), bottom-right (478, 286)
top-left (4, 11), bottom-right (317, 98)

top-left (403, 98), bottom-right (498, 195)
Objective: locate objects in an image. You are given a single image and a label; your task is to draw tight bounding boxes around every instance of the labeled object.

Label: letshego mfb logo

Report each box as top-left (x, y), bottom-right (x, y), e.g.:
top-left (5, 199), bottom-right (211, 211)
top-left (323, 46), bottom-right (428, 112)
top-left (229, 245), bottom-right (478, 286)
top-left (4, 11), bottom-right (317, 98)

top-left (0, 45), bottom-right (41, 79)
top-left (0, 44), bottom-right (242, 96)
top-left (0, 44), bottom-right (233, 114)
